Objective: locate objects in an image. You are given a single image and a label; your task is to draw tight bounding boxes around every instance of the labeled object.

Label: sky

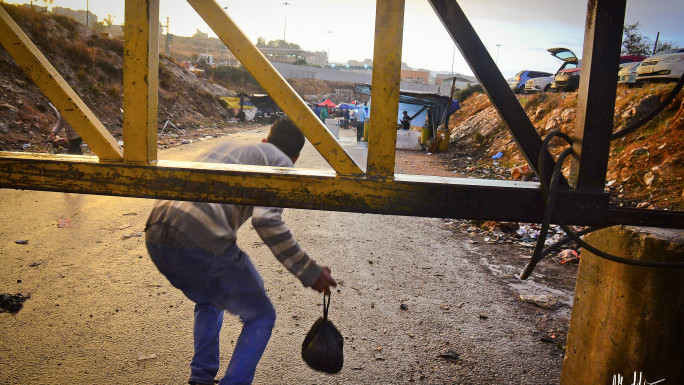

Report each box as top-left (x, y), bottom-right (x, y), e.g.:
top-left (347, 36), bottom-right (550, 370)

top-left (6, 0), bottom-right (684, 78)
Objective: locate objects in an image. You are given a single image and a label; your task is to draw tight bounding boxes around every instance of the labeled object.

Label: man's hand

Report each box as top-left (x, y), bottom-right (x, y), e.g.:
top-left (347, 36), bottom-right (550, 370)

top-left (311, 266), bottom-right (337, 294)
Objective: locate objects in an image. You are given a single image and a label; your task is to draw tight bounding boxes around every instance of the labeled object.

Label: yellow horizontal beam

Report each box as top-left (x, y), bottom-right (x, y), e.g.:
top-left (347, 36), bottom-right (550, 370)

top-left (0, 5), bottom-right (122, 162)
top-left (0, 151), bottom-right (609, 225)
top-left (123, 0), bottom-right (159, 164)
top-left (367, 0), bottom-right (405, 177)
top-left (186, 0), bottom-right (362, 175)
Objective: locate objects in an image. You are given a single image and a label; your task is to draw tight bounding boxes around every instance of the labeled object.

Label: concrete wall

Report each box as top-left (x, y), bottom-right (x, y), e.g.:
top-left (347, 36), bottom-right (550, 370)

top-left (271, 62), bottom-right (459, 97)
top-left (561, 226), bottom-right (684, 384)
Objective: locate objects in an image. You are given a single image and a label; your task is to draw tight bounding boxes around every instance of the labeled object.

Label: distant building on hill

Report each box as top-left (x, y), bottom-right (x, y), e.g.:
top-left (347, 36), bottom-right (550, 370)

top-left (192, 29), bottom-right (209, 39)
top-left (401, 69), bottom-right (430, 84)
top-left (258, 47), bottom-right (316, 65)
top-left (307, 51), bottom-right (328, 67)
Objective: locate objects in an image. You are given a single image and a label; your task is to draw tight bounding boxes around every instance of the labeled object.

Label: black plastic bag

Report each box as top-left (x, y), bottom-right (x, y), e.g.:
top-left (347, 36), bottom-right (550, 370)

top-left (301, 293), bottom-right (343, 374)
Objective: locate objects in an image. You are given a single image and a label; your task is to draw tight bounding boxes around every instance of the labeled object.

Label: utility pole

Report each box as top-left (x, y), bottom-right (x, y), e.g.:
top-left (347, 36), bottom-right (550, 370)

top-left (283, 2), bottom-right (290, 43)
top-left (652, 31), bottom-right (660, 54)
top-left (86, 0), bottom-right (89, 28)
top-left (165, 17), bottom-right (171, 57)
top-left (495, 43), bottom-right (501, 65)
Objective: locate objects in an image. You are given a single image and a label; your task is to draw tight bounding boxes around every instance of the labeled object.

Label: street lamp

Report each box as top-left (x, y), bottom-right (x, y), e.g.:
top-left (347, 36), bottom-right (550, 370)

top-left (283, 2), bottom-right (291, 43)
top-left (327, 30), bottom-right (332, 64)
top-left (451, 44), bottom-right (455, 75)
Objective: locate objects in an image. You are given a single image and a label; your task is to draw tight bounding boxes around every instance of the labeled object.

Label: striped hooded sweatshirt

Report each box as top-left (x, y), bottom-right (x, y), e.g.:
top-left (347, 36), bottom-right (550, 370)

top-left (145, 141), bottom-right (322, 287)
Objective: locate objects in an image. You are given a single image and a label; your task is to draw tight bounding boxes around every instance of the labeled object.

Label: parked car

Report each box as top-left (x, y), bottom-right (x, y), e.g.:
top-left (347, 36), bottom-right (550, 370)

top-left (636, 48), bottom-right (684, 82)
top-left (548, 48), bottom-right (581, 92)
top-left (508, 70), bottom-right (553, 94)
top-left (618, 61), bottom-right (642, 84)
top-left (524, 76), bottom-right (554, 93)
top-left (549, 48), bottom-right (645, 91)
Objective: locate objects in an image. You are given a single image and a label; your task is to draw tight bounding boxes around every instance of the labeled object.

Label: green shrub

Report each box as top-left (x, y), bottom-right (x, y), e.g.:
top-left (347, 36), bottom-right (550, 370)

top-left (455, 84), bottom-right (484, 102)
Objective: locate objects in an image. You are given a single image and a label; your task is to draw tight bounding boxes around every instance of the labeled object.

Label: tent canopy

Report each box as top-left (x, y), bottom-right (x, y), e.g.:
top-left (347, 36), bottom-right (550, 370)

top-left (336, 103), bottom-right (354, 109)
top-left (318, 99), bottom-right (336, 108)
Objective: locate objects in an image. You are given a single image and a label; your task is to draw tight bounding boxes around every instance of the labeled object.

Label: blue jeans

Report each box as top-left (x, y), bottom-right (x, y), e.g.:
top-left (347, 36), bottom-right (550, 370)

top-left (146, 242), bottom-right (277, 385)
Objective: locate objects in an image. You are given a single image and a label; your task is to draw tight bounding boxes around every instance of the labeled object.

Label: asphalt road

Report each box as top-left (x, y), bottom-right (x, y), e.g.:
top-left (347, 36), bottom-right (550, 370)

top-left (0, 125), bottom-right (567, 384)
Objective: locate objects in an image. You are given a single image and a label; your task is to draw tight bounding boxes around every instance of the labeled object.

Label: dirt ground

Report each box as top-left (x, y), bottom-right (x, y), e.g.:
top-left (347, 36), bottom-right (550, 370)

top-left (0, 124), bottom-right (576, 384)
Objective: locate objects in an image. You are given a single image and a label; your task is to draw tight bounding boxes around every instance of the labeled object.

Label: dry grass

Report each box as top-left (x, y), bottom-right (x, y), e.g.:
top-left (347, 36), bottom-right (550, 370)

top-left (448, 83), bottom-right (684, 209)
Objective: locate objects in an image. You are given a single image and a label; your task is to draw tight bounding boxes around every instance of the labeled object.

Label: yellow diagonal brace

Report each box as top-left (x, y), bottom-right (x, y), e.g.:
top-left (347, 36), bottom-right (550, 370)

top-left (0, 5), bottom-right (122, 162)
top-left (367, 0), bottom-right (405, 177)
top-left (123, 0), bottom-right (159, 164)
top-left (186, 0), bottom-right (362, 176)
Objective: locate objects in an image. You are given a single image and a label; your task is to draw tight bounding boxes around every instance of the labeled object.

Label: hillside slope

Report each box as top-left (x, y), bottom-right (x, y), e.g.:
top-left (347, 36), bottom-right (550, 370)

top-left (447, 84), bottom-right (683, 210)
top-left (0, 4), bottom-right (235, 152)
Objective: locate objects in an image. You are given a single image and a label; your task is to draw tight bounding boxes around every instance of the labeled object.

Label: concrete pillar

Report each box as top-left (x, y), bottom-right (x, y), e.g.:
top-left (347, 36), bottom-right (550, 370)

top-left (561, 226), bottom-right (684, 384)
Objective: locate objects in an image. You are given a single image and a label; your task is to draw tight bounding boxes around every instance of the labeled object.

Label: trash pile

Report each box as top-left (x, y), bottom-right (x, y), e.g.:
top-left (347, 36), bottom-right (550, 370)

top-left (448, 152), bottom-right (511, 180)
top-left (445, 219), bottom-right (582, 264)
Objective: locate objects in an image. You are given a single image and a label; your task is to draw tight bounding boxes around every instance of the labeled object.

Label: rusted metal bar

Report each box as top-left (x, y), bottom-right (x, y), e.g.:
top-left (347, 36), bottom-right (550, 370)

top-left (123, 0), bottom-right (160, 164)
top-left (605, 207), bottom-right (684, 229)
top-left (366, 0), bottom-right (405, 177)
top-left (569, 0), bottom-right (627, 189)
top-left (0, 5), bottom-right (122, 161)
top-left (427, 0), bottom-right (561, 185)
top-left (0, 151), bottom-right (642, 227)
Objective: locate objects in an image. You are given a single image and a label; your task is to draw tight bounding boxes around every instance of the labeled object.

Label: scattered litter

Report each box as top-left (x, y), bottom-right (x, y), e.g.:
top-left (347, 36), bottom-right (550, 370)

top-left (29, 261), bottom-right (43, 267)
top-left (122, 232), bottom-right (143, 240)
top-left (117, 224), bottom-right (132, 230)
top-left (518, 294), bottom-right (560, 310)
top-left (400, 304), bottom-right (409, 310)
top-left (438, 351), bottom-right (460, 361)
top-left (439, 304), bottom-right (450, 310)
top-left (136, 353), bottom-right (157, 361)
top-left (510, 164), bottom-right (533, 180)
top-left (479, 314), bottom-right (488, 319)
top-left (0, 293), bottom-right (29, 313)
top-left (351, 366), bottom-right (364, 370)
top-left (539, 336), bottom-right (556, 343)
top-left (558, 249), bottom-right (580, 264)
top-left (491, 151), bottom-right (503, 160)
top-left (57, 218), bottom-right (72, 228)
top-left (22, 143), bottom-right (31, 149)
top-left (14, 239), bottom-right (28, 244)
